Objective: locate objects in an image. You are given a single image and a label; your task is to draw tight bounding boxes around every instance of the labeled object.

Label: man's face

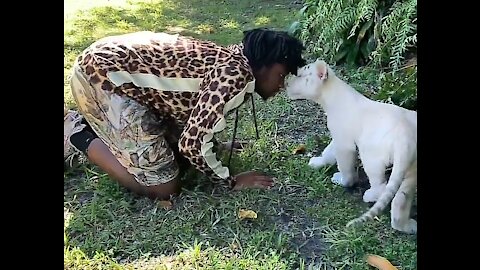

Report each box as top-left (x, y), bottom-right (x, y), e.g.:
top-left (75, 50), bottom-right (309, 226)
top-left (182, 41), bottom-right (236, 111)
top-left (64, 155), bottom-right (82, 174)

top-left (255, 63), bottom-right (289, 100)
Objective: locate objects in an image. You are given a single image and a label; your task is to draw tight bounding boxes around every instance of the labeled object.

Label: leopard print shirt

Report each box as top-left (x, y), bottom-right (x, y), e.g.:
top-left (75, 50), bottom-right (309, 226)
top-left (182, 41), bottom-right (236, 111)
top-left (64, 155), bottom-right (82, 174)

top-left (76, 31), bottom-right (256, 188)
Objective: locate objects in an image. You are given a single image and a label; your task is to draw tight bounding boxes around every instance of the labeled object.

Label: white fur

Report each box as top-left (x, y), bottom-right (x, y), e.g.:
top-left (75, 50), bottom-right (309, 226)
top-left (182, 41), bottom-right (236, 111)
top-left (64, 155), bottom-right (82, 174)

top-left (285, 59), bottom-right (417, 234)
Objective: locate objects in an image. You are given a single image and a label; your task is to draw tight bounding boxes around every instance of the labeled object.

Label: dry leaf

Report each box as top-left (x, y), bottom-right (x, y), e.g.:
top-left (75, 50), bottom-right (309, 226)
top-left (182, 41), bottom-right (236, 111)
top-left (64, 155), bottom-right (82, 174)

top-left (238, 209), bottom-right (257, 219)
top-left (230, 243), bottom-right (239, 251)
top-left (292, 144), bottom-right (306, 155)
top-left (366, 254), bottom-right (398, 270)
top-left (158, 200), bottom-right (173, 210)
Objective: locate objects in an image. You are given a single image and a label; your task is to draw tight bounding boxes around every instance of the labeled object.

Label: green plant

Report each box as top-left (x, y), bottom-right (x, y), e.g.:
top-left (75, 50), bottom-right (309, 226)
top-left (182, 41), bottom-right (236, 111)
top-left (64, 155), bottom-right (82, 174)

top-left (289, 0), bottom-right (417, 70)
top-left (376, 65), bottom-right (417, 110)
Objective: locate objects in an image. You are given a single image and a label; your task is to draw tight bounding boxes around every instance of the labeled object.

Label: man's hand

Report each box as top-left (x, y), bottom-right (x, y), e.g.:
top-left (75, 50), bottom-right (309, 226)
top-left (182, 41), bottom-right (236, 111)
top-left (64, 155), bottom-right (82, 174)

top-left (232, 171), bottom-right (275, 190)
top-left (221, 141), bottom-right (248, 152)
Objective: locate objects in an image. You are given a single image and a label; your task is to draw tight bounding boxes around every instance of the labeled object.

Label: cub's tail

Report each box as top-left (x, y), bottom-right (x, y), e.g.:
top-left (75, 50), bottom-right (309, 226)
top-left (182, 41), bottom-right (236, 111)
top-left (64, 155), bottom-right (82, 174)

top-left (346, 168), bottom-right (404, 227)
top-left (346, 140), bottom-right (414, 228)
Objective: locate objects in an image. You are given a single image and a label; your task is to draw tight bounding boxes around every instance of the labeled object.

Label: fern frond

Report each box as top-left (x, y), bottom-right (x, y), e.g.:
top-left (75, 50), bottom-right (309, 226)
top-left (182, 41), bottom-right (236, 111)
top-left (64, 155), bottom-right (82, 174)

top-left (349, 0), bottom-right (378, 38)
top-left (297, 0), bottom-right (416, 69)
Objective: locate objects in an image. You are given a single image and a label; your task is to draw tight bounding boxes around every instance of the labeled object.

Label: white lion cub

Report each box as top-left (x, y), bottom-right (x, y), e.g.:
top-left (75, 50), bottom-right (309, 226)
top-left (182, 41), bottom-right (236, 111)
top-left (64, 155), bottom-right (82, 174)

top-left (285, 59), bottom-right (417, 234)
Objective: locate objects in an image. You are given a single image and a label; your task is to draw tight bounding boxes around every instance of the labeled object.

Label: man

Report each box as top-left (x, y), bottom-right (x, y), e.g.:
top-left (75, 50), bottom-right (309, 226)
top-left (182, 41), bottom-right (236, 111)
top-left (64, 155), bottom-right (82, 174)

top-left (64, 28), bottom-right (306, 199)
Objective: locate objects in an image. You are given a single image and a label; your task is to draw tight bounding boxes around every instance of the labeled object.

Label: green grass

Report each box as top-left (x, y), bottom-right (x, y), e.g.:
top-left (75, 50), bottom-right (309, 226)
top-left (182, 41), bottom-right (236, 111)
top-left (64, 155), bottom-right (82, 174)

top-left (64, 0), bottom-right (417, 269)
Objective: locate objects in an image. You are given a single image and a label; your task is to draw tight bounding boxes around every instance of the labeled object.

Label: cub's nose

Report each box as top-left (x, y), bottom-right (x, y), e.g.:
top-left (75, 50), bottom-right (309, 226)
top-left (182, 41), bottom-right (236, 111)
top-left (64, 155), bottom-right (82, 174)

top-left (284, 77), bottom-right (292, 88)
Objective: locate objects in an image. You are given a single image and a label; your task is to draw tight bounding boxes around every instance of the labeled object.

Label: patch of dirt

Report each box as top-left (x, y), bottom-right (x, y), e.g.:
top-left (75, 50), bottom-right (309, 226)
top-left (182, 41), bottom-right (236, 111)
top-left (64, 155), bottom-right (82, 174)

top-left (267, 184), bottom-right (327, 266)
top-left (276, 98), bottom-right (329, 145)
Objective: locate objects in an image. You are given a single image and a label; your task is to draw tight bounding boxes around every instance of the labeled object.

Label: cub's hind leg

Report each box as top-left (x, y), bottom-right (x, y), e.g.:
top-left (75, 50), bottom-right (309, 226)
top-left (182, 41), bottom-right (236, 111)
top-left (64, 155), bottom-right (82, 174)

top-left (391, 165), bottom-right (417, 234)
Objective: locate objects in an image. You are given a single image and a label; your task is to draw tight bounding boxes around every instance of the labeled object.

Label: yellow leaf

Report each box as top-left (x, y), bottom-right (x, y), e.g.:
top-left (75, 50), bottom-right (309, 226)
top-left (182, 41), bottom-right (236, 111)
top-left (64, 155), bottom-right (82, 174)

top-left (238, 209), bottom-right (257, 219)
top-left (229, 243), bottom-right (239, 251)
top-left (292, 144), bottom-right (306, 155)
top-left (158, 200), bottom-right (173, 210)
top-left (366, 254), bottom-right (398, 270)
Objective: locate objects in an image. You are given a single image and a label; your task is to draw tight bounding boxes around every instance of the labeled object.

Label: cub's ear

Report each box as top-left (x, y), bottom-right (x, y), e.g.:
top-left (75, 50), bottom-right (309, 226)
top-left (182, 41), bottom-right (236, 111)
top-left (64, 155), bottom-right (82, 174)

top-left (315, 59), bottom-right (328, 80)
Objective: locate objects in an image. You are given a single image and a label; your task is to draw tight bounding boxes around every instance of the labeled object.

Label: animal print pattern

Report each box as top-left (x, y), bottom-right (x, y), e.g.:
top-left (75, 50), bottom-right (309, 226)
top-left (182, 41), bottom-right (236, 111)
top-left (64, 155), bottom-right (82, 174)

top-left (70, 31), bottom-right (256, 188)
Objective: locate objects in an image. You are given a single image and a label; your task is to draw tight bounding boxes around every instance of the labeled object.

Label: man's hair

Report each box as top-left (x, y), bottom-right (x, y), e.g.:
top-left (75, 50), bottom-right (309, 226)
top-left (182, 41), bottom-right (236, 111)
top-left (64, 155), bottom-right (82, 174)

top-left (242, 28), bottom-right (306, 75)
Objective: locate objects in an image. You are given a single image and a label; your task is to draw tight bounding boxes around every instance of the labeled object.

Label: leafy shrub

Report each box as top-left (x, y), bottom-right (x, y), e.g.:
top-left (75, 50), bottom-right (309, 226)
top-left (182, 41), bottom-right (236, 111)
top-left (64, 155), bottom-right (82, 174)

top-left (289, 0), bottom-right (417, 70)
top-left (376, 65), bottom-right (417, 110)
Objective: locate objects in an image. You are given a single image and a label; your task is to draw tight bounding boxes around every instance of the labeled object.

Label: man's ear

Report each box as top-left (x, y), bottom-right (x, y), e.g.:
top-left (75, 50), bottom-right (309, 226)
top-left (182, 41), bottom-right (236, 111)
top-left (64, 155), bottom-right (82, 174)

top-left (315, 59), bottom-right (328, 80)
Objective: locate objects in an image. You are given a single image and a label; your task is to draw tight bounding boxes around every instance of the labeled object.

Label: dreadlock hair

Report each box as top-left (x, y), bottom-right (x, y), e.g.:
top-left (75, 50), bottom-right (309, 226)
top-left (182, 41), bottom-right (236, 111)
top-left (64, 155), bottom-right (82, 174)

top-left (242, 28), bottom-right (306, 75)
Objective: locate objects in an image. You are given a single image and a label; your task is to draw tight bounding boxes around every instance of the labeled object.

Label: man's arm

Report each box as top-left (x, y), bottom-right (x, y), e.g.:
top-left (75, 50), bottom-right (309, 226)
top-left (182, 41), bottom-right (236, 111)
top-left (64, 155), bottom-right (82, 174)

top-left (178, 63), bottom-right (255, 188)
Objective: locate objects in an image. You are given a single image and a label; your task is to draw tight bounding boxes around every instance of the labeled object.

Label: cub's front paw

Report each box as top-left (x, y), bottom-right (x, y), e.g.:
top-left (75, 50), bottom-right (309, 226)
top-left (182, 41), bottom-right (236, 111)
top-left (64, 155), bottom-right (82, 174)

top-left (308, 156), bottom-right (326, 169)
top-left (331, 172), bottom-right (355, 187)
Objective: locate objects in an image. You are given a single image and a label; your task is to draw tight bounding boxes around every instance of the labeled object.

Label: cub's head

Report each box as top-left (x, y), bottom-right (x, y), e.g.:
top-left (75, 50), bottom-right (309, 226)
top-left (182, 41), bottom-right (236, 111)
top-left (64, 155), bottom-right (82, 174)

top-left (285, 59), bottom-right (331, 101)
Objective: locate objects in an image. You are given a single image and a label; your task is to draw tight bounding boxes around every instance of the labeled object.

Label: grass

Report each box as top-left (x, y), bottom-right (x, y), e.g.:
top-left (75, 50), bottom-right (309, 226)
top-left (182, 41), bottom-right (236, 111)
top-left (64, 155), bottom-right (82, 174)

top-left (64, 0), bottom-right (417, 269)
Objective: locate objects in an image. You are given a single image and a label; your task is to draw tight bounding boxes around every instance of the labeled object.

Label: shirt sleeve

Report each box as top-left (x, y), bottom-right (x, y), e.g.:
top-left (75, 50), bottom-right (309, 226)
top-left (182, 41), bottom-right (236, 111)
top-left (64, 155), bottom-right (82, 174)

top-left (178, 63), bottom-right (255, 188)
